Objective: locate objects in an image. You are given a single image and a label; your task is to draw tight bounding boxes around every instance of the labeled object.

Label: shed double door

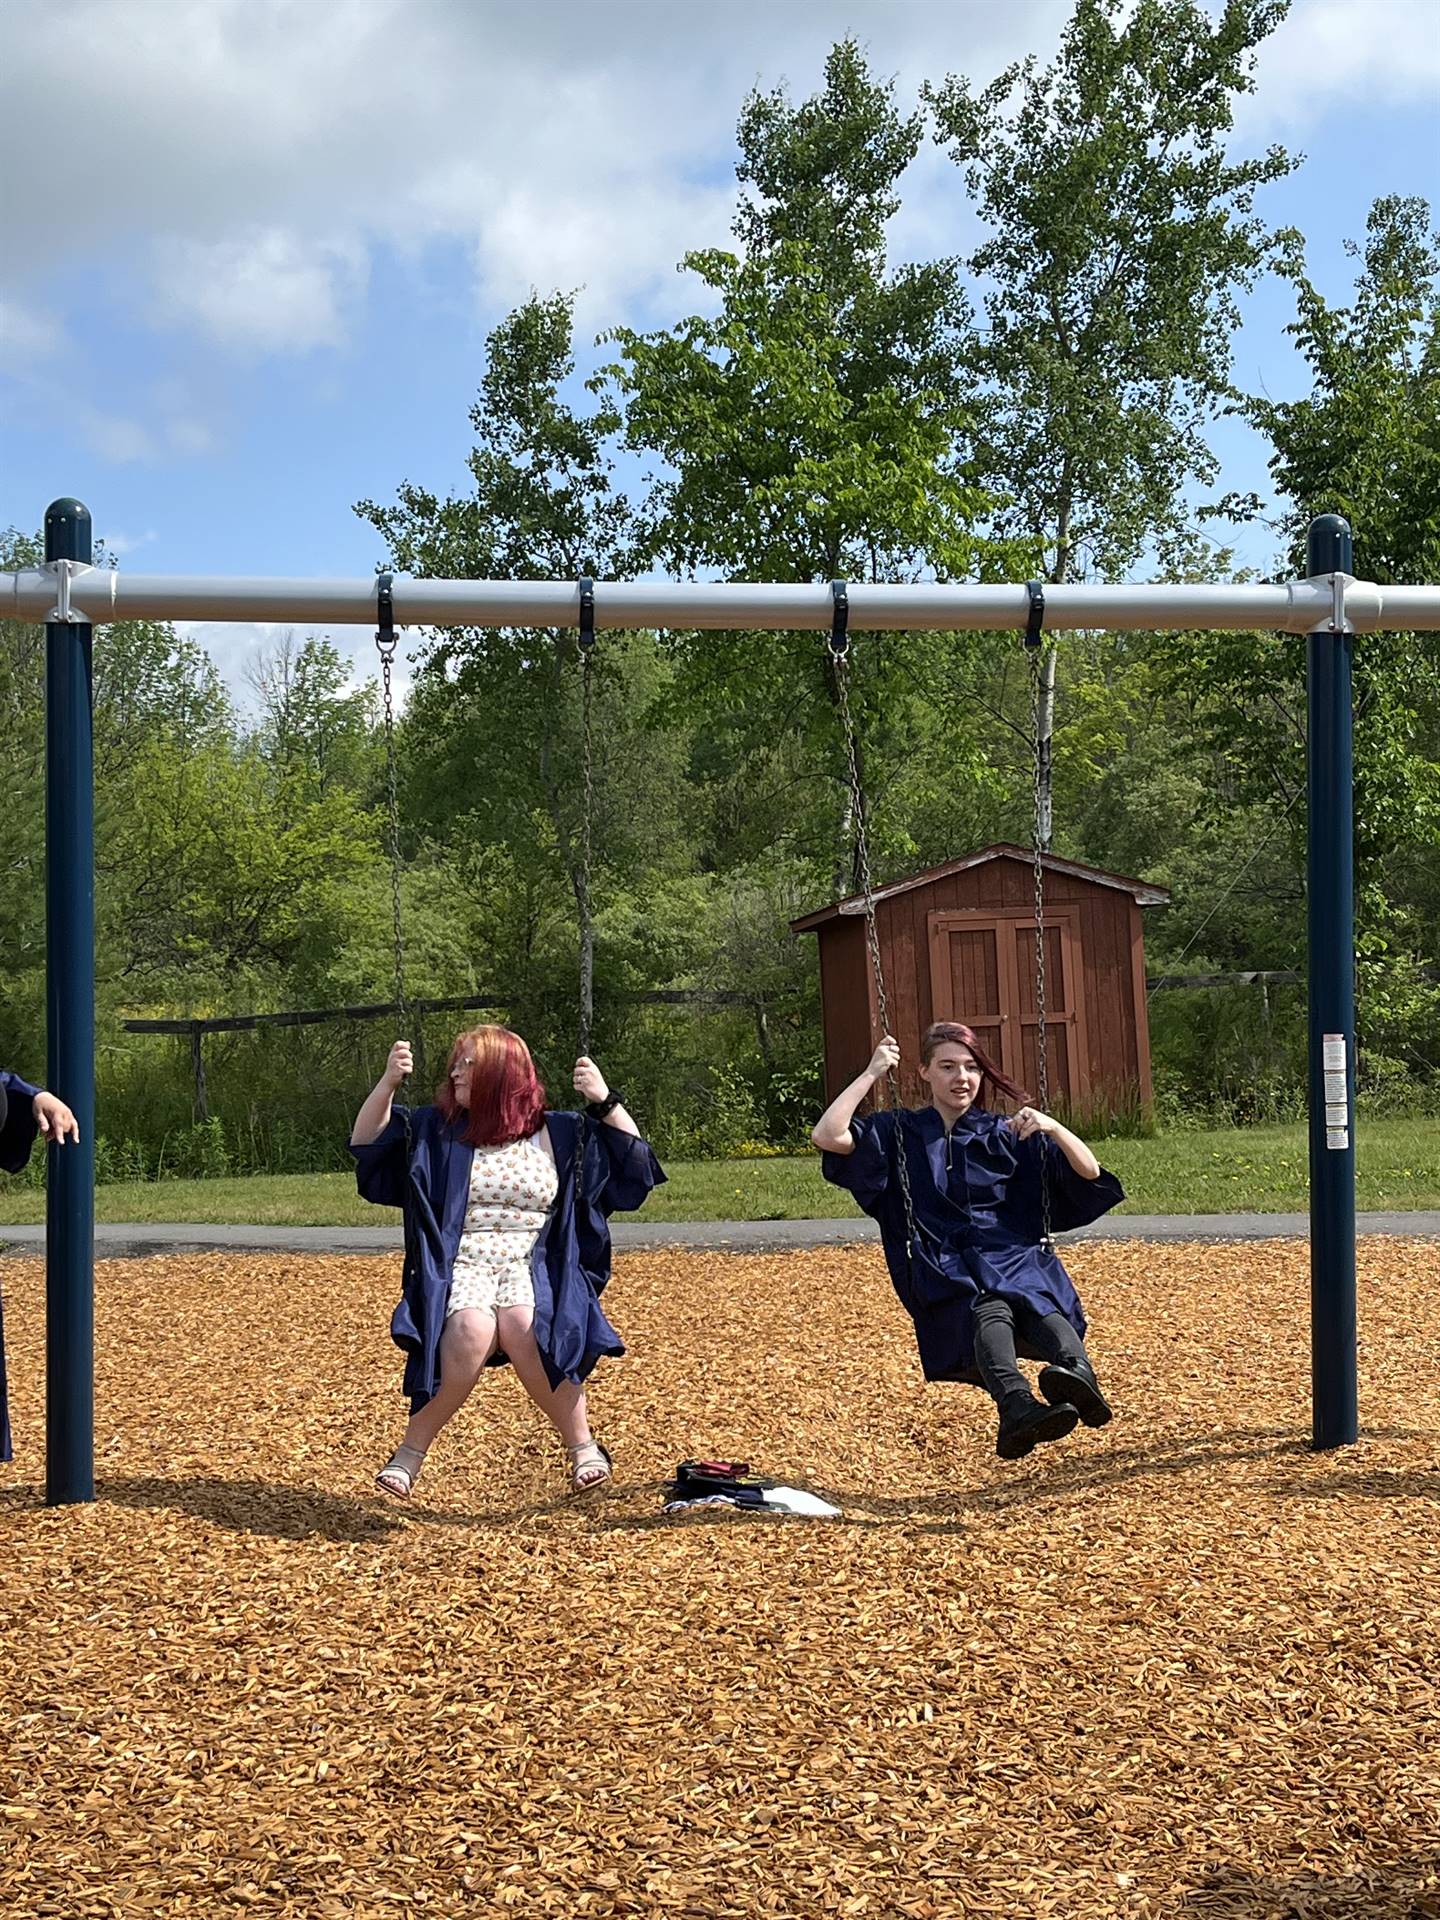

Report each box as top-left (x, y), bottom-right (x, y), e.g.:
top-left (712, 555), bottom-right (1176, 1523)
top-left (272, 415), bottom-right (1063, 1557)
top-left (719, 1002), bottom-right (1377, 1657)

top-left (926, 910), bottom-right (1089, 1108)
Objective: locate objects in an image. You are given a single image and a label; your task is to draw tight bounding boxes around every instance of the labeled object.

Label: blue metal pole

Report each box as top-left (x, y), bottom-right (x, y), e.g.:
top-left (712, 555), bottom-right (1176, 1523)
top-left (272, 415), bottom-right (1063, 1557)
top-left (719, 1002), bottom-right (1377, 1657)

top-left (1305, 513), bottom-right (1357, 1450)
top-left (44, 498), bottom-right (95, 1504)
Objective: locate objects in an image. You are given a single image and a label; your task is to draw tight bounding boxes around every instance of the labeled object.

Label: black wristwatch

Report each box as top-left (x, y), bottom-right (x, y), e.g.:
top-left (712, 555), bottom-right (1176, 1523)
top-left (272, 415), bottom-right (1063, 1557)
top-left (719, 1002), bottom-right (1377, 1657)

top-left (586, 1091), bottom-right (623, 1119)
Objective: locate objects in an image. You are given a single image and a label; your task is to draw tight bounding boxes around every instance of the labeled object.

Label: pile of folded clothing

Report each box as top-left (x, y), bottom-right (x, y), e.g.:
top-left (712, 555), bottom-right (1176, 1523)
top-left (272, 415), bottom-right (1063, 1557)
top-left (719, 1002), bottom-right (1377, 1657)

top-left (664, 1458), bottom-right (841, 1519)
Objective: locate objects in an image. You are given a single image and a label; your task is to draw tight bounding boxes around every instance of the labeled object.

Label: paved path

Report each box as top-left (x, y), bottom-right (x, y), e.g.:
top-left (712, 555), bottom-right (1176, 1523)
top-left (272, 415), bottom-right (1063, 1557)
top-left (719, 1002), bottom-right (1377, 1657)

top-left (0, 1213), bottom-right (1437, 1260)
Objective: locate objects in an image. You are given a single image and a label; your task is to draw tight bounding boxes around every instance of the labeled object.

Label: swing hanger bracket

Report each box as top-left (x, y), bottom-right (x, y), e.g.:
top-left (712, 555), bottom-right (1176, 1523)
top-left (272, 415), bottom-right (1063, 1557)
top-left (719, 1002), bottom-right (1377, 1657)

top-left (375, 570), bottom-right (397, 658)
top-left (578, 575), bottom-right (596, 652)
top-left (1024, 579), bottom-right (1046, 649)
top-left (828, 578), bottom-right (849, 658)
top-left (45, 557), bottom-right (94, 625)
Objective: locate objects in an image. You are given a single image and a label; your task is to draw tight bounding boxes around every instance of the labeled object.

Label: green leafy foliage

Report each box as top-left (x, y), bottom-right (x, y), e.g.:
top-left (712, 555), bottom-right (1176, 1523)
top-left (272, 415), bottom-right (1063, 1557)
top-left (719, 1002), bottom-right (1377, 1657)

top-left (1178, 194), bottom-right (1440, 1077)
top-left (927, 0), bottom-right (1295, 580)
top-left (602, 42), bottom-right (993, 899)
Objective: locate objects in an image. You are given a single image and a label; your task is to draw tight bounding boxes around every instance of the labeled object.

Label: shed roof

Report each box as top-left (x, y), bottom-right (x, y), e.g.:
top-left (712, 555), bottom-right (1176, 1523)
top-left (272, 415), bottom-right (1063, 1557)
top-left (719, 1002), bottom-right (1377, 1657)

top-left (790, 843), bottom-right (1171, 933)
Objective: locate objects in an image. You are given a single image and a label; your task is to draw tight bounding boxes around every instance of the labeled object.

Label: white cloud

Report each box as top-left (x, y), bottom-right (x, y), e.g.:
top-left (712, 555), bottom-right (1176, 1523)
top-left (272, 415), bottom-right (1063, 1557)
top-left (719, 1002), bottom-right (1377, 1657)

top-left (4, 0), bottom-right (1428, 371)
top-left (28, 396), bottom-right (217, 469)
top-left (100, 528), bottom-right (160, 557)
top-left (0, 0), bottom-right (1432, 524)
top-left (152, 229), bottom-right (368, 353)
top-left (2, 354), bottom-right (223, 469)
top-left (0, 0), bottom-right (1073, 355)
top-left (1244, 0), bottom-right (1440, 134)
top-left (165, 416), bottom-right (218, 458)
top-left (472, 177), bottom-right (739, 331)
top-left (178, 619), bottom-right (411, 716)
top-left (80, 409), bottom-right (161, 465)
top-left (0, 296), bottom-right (67, 365)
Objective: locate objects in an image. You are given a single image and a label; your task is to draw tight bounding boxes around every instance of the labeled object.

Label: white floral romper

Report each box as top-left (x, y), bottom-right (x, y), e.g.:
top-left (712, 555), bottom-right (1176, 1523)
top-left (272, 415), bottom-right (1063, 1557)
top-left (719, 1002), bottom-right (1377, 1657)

top-left (446, 1130), bottom-right (559, 1319)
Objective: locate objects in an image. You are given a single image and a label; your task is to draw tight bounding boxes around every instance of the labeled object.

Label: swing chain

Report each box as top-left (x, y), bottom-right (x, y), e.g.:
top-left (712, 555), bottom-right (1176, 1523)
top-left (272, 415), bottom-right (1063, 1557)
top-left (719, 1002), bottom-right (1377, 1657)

top-left (574, 579), bottom-right (598, 1190)
top-left (577, 577), bottom-right (596, 1064)
top-left (829, 581), bottom-right (919, 1258)
top-left (375, 570), bottom-right (413, 1161)
top-left (1026, 581), bottom-right (1054, 1252)
top-left (376, 573), bottom-right (409, 1035)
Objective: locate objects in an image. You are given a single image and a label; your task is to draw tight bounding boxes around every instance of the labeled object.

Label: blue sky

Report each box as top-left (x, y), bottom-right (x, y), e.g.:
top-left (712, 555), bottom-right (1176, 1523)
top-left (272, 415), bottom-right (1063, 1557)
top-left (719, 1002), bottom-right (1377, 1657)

top-left (2, 0), bottom-right (1436, 704)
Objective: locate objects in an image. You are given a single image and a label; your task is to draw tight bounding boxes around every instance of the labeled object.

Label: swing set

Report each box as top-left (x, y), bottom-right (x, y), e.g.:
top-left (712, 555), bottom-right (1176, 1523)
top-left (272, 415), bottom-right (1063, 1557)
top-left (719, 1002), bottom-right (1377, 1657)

top-left (6, 496), bottom-right (1440, 1502)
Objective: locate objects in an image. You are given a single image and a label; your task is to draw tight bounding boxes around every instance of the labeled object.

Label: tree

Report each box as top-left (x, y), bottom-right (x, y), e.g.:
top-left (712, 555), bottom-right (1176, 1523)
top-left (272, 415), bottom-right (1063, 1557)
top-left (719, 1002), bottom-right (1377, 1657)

top-left (0, 536), bottom-right (246, 1050)
top-left (604, 40), bottom-right (990, 895)
top-left (1196, 196), bottom-right (1440, 1077)
top-left (1253, 195), bottom-right (1440, 586)
top-left (925, 0), bottom-right (1297, 904)
top-left (0, 530), bottom-right (47, 1059)
top-left (95, 619), bottom-right (231, 769)
top-left (927, 0), bottom-right (1295, 584)
top-left (246, 633), bottom-right (376, 800)
top-left (357, 293), bottom-right (686, 1039)
top-left (100, 732), bottom-right (377, 993)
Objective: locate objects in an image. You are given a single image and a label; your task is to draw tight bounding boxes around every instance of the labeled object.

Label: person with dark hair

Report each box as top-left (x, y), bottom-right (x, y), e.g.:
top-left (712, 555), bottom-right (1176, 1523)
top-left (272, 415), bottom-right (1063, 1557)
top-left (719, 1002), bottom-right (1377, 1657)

top-left (811, 1022), bottom-right (1122, 1461)
top-left (0, 1067), bottom-right (81, 1463)
top-left (350, 1027), bottom-right (664, 1499)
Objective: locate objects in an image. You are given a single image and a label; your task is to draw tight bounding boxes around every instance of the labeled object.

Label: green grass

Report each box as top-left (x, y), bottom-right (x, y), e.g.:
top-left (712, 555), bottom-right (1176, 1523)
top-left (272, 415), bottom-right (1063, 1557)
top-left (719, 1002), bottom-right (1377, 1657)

top-left (1101, 1121), bottom-right (1440, 1214)
top-left (0, 1120), bottom-right (1437, 1228)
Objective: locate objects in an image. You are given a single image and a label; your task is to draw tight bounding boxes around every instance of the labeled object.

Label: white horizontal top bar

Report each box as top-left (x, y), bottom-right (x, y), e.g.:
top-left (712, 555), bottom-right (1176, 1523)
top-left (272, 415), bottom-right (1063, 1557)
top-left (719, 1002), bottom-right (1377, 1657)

top-left (4, 566), bottom-right (1440, 633)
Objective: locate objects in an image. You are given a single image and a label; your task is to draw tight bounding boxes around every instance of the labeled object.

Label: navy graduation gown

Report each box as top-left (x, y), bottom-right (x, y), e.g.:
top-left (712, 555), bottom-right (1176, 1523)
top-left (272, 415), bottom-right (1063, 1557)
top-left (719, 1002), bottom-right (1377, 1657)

top-left (0, 1069), bottom-right (40, 1176)
top-left (822, 1105), bottom-right (1124, 1388)
top-left (350, 1107), bottom-right (665, 1412)
top-left (0, 1071), bottom-right (41, 1462)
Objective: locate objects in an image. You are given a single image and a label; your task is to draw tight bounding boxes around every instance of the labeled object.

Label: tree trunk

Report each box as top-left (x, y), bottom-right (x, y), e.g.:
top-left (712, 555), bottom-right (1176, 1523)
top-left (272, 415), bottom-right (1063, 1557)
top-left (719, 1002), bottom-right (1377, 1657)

top-left (753, 999), bottom-right (773, 1071)
top-left (191, 1026), bottom-right (208, 1123)
top-left (824, 647), bottom-right (869, 899)
top-left (1033, 479), bottom-right (1073, 853)
top-left (1034, 644), bottom-right (1055, 852)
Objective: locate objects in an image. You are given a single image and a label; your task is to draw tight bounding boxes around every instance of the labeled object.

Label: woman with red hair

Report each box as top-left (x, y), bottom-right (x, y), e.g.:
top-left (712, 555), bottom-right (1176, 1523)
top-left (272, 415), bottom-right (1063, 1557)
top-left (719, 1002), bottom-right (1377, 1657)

top-left (812, 1022), bottom-right (1122, 1462)
top-left (350, 1026), bottom-right (664, 1498)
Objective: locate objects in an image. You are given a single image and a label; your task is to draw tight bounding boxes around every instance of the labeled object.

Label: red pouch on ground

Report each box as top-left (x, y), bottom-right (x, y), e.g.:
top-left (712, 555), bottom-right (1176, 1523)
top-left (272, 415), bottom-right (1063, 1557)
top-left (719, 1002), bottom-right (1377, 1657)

top-left (672, 1459), bottom-right (763, 1495)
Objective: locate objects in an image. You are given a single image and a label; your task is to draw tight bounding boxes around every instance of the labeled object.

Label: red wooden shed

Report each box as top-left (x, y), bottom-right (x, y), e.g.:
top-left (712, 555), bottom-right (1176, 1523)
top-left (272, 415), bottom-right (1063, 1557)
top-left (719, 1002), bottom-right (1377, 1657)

top-left (791, 844), bottom-right (1170, 1119)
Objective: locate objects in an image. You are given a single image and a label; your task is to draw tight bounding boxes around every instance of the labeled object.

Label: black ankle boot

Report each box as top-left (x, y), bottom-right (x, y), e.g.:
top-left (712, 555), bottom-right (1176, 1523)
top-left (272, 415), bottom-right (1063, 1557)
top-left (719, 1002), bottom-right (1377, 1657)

top-left (1037, 1358), bottom-right (1112, 1428)
top-left (995, 1392), bottom-right (1079, 1460)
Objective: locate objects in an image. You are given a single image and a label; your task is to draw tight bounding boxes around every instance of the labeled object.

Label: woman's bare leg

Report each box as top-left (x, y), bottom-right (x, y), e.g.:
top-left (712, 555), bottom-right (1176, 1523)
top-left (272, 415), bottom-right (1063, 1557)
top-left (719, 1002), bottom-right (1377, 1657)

top-left (396, 1307), bottom-right (498, 1454)
top-left (494, 1305), bottom-right (599, 1467)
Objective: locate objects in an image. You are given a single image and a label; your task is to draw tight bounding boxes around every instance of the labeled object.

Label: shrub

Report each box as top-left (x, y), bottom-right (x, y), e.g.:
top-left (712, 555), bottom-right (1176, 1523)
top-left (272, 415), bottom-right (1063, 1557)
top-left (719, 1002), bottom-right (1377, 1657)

top-left (163, 1117), bottom-right (232, 1180)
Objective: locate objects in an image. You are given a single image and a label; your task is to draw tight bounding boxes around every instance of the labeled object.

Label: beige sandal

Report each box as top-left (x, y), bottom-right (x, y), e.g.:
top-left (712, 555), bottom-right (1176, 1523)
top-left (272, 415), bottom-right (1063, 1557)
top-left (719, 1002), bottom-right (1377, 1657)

top-left (376, 1443), bottom-right (427, 1499)
top-left (567, 1440), bottom-right (613, 1494)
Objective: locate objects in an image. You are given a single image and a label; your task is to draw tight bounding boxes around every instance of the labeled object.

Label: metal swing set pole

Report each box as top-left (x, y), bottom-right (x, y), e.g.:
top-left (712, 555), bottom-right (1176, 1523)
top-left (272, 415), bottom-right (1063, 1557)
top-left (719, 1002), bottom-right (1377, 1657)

top-left (13, 499), bottom-right (1440, 1500)
top-left (42, 500), bottom-right (96, 1506)
top-left (1305, 515), bottom-right (1358, 1449)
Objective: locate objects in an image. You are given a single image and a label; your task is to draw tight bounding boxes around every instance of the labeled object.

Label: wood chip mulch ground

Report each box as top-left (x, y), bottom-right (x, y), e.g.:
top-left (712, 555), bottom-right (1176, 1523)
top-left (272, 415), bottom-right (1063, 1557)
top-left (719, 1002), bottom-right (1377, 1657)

top-left (2, 1238), bottom-right (1439, 1919)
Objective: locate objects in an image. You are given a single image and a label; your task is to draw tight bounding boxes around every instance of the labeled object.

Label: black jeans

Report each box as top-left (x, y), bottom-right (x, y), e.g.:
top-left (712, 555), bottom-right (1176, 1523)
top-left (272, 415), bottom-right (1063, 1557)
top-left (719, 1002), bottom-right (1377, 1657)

top-left (972, 1293), bottom-right (1091, 1407)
